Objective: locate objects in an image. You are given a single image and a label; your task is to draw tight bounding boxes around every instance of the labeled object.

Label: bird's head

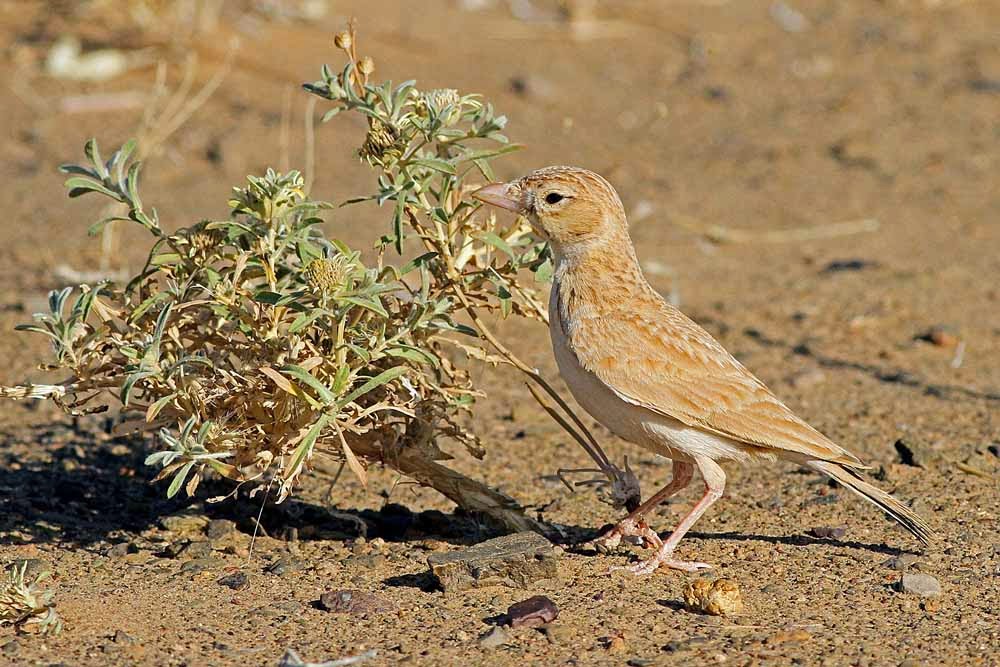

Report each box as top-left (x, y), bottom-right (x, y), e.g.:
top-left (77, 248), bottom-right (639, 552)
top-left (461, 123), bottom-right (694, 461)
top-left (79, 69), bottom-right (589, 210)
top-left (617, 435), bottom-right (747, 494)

top-left (472, 166), bottom-right (627, 249)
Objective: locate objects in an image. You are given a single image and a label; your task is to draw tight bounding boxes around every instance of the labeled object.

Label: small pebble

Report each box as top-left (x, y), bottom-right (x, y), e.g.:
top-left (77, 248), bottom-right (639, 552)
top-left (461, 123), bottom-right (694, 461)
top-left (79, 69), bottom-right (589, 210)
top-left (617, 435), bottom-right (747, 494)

top-left (478, 625), bottom-right (512, 649)
top-left (162, 540), bottom-right (190, 559)
top-left (161, 514), bottom-right (209, 535)
top-left (265, 557), bottom-right (308, 576)
top-left (606, 632), bottom-right (627, 652)
top-left (107, 542), bottom-right (133, 558)
top-left (899, 573), bottom-right (941, 597)
top-left (2, 640), bottom-right (19, 656)
top-left (767, 628), bottom-right (813, 644)
top-left (540, 623), bottom-right (570, 645)
top-left (916, 326), bottom-right (959, 348)
top-left (894, 439), bottom-right (936, 468)
top-left (343, 553), bottom-right (386, 570)
top-left (183, 541), bottom-right (214, 559)
top-left (318, 589), bottom-right (394, 614)
top-left (180, 557), bottom-right (224, 574)
top-left (112, 630), bottom-right (137, 644)
top-left (809, 526), bottom-right (847, 539)
top-left (206, 519), bottom-right (237, 540)
top-left (884, 554), bottom-right (923, 571)
top-left (217, 570), bottom-right (250, 591)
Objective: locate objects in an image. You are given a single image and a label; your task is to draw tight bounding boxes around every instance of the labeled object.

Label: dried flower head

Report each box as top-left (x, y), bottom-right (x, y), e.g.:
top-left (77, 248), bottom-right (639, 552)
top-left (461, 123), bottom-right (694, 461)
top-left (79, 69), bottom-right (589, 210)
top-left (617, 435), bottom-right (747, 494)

top-left (415, 88), bottom-right (461, 121)
top-left (306, 256), bottom-right (348, 292)
top-left (333, 30), bottom-right (353, 51)
top-left (0, 562), bottom-right (63, 636)
top-left (358, 56), bottom-right (375, 76)
top-left (358, 118), bottom-right (404, 166)
top-left (187, 224), bottom-right (226, 254)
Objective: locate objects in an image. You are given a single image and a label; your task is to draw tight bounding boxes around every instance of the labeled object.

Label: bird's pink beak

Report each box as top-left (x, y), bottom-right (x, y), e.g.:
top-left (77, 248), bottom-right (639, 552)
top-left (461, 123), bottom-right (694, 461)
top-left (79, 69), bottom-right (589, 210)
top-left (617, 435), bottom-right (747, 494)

top-left (472, 182), bottom-right (525, 213)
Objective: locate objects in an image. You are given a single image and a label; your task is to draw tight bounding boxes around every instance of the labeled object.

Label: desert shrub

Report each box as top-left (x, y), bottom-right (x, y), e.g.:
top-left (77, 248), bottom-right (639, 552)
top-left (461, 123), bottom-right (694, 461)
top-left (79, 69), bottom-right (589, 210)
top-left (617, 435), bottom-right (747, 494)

top-left (0, 562), bottom-right (62, 636)
top-left (0, 27), bottom-right (600, 529)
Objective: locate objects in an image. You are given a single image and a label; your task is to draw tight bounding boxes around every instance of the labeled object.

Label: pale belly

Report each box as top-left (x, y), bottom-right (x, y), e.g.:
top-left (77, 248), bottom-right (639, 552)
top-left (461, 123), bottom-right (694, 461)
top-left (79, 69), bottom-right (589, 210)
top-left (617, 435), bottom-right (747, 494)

top-left (548, 297), bottom-right (759, 464)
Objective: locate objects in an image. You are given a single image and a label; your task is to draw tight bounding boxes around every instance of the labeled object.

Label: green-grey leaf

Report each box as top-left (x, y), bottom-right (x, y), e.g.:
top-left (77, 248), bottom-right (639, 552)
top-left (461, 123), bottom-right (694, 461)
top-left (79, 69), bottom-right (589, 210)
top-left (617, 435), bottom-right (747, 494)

top-left (281, 365), bottom-right (337, 404)
top-left (336, 366), bottom-right (407, 409)
top-left (167, 461), bottom-right (195, 498)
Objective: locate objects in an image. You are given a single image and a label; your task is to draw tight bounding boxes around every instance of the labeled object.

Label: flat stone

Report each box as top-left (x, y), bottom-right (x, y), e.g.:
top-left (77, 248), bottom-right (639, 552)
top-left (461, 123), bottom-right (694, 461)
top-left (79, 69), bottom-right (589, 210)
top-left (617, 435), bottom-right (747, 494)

top-left (161, 514), bottom-right (209, 535)
top-left (899, 573), bottom-right (941, 597)
top-left (265, 557), bottom-right (308, 576)
top-left (426, 532), bottom-right (559, 592)
top-left (206, 519), bottom-right (237, 540)
top-left (179, 557), bottom-right (225, 574)
top-left (478, 626), bottom-right (512, 649)
top-left (182, 541), bottom-right (215, 559)
top-left (106, 543), bottom-right (133, 558)
top-left (318, 589), bottom-right (394, 615)
top-left (894, 439), bottom-right (937, 468)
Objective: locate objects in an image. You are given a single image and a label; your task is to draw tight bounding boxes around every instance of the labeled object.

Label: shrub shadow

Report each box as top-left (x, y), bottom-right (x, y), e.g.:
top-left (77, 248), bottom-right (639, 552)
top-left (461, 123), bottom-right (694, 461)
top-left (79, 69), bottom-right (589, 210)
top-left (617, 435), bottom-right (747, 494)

top-left (0, 418), bottom-right (513, 550)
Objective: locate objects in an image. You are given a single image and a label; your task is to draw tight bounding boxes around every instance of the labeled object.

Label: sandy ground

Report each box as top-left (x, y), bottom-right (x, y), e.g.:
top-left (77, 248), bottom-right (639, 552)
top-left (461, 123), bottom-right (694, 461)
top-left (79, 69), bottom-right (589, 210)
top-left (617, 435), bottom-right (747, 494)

top-left (1, 1), bottom-right (999, 665)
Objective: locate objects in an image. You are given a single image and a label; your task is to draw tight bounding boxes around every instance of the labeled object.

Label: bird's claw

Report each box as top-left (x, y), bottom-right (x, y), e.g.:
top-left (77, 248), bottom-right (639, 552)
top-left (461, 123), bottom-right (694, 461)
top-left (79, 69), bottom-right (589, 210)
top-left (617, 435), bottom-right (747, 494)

top-left (591, 516), bottom-right (662, 554)
top-left (612, 552), bottom-right (713, 575)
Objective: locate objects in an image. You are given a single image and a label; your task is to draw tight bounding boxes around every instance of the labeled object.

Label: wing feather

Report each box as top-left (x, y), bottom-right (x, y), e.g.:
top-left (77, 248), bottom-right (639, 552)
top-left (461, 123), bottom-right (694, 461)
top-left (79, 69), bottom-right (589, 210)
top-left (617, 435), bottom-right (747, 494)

top-left (561, 284), bottom-right (863, 468)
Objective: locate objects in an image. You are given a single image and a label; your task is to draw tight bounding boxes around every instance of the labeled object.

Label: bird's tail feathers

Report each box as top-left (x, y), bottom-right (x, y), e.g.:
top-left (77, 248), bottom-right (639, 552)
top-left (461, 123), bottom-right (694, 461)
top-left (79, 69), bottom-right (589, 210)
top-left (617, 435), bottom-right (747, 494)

top-left (808, 460), bottom-right (931, 545)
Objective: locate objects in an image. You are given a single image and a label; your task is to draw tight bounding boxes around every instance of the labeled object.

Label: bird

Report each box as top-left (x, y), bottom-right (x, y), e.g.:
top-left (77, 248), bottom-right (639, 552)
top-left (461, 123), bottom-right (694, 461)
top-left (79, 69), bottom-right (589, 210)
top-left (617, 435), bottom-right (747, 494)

top-left (473, 166), bottom-right (931, 575)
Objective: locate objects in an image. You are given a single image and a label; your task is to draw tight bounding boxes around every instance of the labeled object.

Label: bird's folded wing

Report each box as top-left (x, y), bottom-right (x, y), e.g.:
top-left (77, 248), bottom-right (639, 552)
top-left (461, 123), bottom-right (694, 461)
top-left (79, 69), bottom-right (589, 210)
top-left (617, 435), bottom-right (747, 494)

top-left (568, 293), bottom-right (863, 468)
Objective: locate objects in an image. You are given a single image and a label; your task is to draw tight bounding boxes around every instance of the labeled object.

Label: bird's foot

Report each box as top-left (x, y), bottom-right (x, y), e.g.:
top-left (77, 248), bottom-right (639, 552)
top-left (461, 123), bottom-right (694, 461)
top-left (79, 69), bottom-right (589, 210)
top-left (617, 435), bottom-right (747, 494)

top-left (613, 549), bottom-right (713, 575)
top-left (592, 516), bottom-right (662, 553)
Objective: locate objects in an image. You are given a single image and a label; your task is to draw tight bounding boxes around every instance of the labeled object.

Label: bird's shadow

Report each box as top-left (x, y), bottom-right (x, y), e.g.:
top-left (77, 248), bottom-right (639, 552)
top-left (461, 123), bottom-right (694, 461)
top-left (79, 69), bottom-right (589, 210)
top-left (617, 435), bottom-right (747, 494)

top-left (557, 525), bottom-right (917, 558)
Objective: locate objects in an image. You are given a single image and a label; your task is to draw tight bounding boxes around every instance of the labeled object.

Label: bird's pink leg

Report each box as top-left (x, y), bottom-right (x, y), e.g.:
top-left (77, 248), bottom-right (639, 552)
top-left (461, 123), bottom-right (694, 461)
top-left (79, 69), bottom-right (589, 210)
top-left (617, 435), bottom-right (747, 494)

top-left (624, 457), bottom-right (725, 575)
top-left (594, 460), bottom-right (694, 552)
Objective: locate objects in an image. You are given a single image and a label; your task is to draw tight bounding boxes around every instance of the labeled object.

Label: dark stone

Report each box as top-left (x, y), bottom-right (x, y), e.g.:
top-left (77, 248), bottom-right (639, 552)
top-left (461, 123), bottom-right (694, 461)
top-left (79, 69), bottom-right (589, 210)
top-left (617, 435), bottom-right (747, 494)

top-left (506, 595), bottom-right (559, 628)
top-left (809, 526), bottom-right (847, 539)
top-left (217, 571), bottom-right (250, 590)
top-left (969, 78), bottom-right (1000, 94)
top-left (895, 439), bottom-right (936, 468)
top-left (343, 553), bottom-right (387, 570)
top-left (266, 557), bottom-right (308, 576)
top-left (162, 540), bottom-right (190, 559)
top-left (821, 259), bottom-right (880, 273)
top-left (183, 541), bottom-right (215, 559)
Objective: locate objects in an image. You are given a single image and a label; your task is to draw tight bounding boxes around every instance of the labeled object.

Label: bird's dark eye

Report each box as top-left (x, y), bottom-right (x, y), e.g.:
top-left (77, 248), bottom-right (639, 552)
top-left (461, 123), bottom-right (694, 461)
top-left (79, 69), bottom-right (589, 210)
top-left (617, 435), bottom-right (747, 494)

top-left (544, 192), bottom-right (565, 205)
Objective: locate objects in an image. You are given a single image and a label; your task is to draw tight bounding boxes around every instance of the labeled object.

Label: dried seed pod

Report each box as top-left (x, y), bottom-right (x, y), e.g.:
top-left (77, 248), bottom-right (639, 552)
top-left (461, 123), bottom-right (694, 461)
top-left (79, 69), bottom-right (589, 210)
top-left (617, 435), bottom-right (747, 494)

top-left (683, 578), bottom-right (742, 616)
top-left (333, 30), bottom-right (353, 51)
top-left (358, 118), bottom-right (404, 165)
top-left (307, 257), bottom-right (348, 292)
top-left (358, 56), bottom-right (375, 76)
